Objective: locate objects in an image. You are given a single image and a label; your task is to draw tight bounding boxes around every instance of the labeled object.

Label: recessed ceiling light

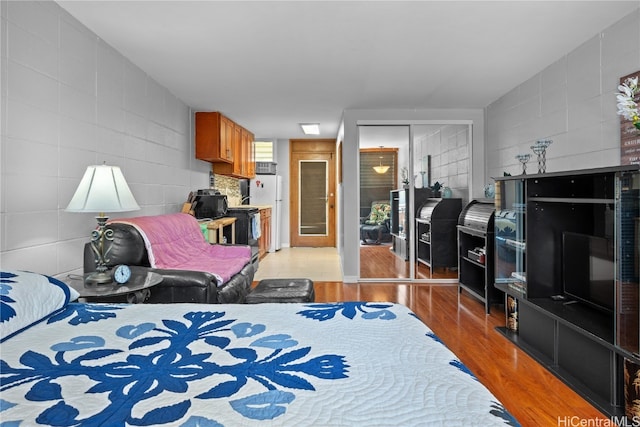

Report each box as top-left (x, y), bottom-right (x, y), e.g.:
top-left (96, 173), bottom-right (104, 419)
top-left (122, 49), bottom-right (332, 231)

top-left (300, 123), bottom-right (320, 135)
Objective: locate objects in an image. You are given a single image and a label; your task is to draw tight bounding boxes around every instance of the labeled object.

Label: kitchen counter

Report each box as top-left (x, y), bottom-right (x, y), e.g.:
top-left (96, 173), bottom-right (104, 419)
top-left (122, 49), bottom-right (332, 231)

top-left (229, 204), bottom-right (272, 210)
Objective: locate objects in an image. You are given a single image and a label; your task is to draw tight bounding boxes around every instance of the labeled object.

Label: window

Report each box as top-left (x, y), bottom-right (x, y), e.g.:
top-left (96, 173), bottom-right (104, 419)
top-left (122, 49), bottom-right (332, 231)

top-left (359, 148), bottom-right (398, 214)
top-left (254, 140), bottom-right (274, 162)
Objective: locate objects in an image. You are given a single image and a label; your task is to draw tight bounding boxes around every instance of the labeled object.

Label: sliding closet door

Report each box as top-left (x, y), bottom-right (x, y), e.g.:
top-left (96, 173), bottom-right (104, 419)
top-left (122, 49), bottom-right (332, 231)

top-left (358, 125), bottom-right (412, 280)
top-left (358, 122), bottom-right (472, 281)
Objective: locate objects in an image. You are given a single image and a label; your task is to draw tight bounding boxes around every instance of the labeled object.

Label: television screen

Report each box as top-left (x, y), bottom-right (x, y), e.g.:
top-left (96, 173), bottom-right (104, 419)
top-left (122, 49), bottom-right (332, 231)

top-left (562, 232), bottom-right (615, 312)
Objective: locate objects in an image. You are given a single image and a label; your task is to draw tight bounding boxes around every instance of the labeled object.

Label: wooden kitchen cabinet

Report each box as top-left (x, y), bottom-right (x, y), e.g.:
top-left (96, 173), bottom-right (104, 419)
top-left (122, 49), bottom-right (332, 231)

top-left (195, 112), bottom-right (233, 163)
top-left (195, 111), bottom-right (255, 179)
top-left (258, 207), bottom-right (272, 259)
top-left (242, 128), bottom-right (255, 178)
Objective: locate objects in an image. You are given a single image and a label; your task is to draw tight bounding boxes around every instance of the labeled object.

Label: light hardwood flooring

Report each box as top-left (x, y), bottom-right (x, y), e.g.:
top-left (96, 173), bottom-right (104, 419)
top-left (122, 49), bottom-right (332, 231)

top-left (255, 245), bottom-right (458, 281)
top-left (254, 247), bottom-right (609, 426)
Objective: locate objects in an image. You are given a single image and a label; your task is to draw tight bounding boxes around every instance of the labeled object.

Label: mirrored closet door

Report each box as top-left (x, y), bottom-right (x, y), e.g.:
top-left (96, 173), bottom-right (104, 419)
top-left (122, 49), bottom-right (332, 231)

top-left (358, 122), bottom-right (472, 281)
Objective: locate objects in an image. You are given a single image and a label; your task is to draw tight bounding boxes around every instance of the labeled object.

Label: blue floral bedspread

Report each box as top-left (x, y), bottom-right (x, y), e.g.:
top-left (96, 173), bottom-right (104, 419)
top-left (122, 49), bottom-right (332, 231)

top-left (0, 302), bottom-right (519, 426)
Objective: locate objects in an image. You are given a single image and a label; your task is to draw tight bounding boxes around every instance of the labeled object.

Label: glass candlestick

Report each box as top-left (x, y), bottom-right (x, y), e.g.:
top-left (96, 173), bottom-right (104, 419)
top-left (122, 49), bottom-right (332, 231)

top-left (515, 154), bottom-right (531, 175)
top-left (531, 139), bottom-right (552, 173)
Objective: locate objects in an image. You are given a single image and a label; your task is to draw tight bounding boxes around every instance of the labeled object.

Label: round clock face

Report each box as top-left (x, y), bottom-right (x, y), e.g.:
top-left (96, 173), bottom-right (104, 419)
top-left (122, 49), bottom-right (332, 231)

top-left (113, 265), bottom-right (132, 284)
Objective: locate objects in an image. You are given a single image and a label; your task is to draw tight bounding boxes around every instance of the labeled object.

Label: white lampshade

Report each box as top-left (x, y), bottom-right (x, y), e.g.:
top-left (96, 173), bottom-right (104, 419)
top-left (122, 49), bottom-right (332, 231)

top-left (66, 165), bottom-right (140, 213)
top-left (373, 151), bottom-right (390, 174)
top-left (373, 165), bottom-right (390, 174)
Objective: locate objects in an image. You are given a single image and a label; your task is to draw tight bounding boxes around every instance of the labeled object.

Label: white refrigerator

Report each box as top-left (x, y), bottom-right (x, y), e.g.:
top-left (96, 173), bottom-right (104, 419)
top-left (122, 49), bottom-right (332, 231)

top-left (250, 175), bottom-right (282, 252)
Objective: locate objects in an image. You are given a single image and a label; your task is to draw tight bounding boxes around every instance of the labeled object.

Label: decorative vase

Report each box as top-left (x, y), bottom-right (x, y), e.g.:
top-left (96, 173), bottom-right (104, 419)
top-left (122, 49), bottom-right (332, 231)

top-left (531, 139), bottom-right (552, 173)
top-left (515, 154), bottom-right (531, 175)
top-left (484, 184), bottom-right (495, 199)
top-left (442, 187), bottom-right (452, 198)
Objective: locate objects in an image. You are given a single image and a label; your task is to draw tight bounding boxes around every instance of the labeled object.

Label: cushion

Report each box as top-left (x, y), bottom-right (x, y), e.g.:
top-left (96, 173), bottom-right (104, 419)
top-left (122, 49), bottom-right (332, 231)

top-left (365, 202), bottom-right (391, 225)
top-left (245, 278), bottom-right (315, 303)
top-left (0, 270), bottom-right (80, 342)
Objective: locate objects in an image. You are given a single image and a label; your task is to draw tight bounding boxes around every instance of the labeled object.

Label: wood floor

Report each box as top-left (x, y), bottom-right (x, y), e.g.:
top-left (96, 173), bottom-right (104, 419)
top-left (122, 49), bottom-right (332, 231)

top-left (360, 244), bottom-right (459, 279)
top-left (310, 281), bottom-right (607, 426)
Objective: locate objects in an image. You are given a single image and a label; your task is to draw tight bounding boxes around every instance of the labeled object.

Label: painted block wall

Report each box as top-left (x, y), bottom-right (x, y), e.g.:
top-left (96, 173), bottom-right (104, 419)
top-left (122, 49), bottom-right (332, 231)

top-left (0, 1), bottom-right (211, 276)
top-left (415, 124), bottom-right (470, 203)
top-left (486, 9), bottom-right (640, 178)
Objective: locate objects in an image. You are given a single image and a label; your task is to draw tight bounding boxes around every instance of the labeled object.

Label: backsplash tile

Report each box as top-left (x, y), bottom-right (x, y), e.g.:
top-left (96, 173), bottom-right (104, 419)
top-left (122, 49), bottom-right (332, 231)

top-left (213, 174), bottom-right (241, 200)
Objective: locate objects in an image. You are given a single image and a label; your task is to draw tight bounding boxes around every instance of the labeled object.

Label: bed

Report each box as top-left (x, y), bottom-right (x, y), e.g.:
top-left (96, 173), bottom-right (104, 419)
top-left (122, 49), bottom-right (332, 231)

top-left (0, 270), bottom-right (519, 426)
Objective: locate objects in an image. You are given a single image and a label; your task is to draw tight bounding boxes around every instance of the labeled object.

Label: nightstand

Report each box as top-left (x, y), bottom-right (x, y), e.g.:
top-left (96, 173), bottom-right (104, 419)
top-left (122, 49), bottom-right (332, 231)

top-left (67, 266), bottom-right (163, 303)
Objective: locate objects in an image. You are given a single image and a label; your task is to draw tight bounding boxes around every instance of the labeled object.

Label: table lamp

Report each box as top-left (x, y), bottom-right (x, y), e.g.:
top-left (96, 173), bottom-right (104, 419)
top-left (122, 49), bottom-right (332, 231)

top-left (66, 164), bottom-right (140, 284)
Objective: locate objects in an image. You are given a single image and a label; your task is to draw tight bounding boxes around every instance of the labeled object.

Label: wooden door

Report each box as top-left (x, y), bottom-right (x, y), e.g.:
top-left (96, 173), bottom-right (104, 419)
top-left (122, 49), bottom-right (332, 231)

top-left (290, 139), bottom-right (336, 247)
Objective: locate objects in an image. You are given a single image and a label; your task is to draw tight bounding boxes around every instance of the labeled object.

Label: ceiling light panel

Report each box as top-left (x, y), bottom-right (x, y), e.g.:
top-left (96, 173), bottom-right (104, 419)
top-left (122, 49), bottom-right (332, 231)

top-left (300, 123), bottom-right (320, 135)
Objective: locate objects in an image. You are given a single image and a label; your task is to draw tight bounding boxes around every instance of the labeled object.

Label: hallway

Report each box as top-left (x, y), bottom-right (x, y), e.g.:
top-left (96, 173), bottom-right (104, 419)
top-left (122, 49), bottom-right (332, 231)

top-left (254, 246), bottom-right (458, 282)
top-left (253, 247), bottom-right (343, 282)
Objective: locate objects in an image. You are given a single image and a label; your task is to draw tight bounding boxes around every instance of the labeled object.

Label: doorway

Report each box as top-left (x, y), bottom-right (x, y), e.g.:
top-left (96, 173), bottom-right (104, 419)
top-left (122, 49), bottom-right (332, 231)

top-left (290, 139), bottom-right (336, 247)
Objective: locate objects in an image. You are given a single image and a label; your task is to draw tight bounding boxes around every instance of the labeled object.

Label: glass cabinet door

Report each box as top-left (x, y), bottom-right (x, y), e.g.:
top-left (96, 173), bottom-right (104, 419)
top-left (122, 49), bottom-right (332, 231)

top-left (616, 170), bottom-right (640, 355)
top-left (494, 178), bottom-right (527, 295)
top-left (390, 189), bottom-right (407, 238)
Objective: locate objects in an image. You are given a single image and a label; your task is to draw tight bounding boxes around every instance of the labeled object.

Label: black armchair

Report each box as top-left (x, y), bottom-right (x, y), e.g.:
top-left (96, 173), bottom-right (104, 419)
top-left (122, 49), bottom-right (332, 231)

top-left (360, 200), bottom-right (392, 245)
top-left (83, 221), bottom-right (254, 304)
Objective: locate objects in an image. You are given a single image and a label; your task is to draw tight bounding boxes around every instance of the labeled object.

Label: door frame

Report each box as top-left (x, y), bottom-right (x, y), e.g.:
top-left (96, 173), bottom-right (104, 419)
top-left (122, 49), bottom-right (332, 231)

top-left (289, 139), bottom-right (337, 247)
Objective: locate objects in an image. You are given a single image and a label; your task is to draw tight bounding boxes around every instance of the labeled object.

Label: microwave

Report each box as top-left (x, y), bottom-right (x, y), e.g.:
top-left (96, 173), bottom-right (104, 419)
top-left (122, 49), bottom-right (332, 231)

top-left (193, 191), bottom-right (228, 219)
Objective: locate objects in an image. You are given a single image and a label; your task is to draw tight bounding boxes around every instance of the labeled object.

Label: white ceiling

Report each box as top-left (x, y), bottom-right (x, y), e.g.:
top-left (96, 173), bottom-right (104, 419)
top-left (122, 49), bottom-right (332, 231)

top-left (57, 1), bottom-right (639, 140)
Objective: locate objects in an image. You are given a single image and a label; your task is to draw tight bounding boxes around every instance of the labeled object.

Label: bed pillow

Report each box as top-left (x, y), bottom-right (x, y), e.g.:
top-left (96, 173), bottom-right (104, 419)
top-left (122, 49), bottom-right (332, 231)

top-left (1, 270), bottom-right (80, 342)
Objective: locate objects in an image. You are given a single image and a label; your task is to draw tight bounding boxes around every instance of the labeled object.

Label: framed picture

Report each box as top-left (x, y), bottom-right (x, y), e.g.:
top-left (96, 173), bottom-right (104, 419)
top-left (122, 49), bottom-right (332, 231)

top-left (619, 71), bottom-right (640, 166)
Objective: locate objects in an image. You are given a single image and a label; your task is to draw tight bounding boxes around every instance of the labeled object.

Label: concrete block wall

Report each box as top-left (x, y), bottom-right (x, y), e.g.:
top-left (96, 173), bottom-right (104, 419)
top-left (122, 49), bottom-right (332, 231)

top-left (0, 1), bottom-right (210, 276)
top-left (486, 9), bottom-right (640, 178)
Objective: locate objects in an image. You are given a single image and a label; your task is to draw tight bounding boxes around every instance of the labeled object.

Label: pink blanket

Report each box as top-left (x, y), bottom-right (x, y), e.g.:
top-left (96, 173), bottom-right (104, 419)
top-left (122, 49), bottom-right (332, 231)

top-left (109, 213), bottom-right (251, 286)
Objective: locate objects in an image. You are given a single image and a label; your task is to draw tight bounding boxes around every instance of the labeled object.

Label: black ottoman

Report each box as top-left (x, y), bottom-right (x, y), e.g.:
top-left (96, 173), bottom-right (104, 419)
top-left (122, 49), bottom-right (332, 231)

top-left (245, 278), bottom-right (315, 304)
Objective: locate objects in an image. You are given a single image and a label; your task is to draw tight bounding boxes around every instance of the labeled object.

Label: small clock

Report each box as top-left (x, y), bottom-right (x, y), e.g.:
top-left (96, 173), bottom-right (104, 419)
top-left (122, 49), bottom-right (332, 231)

top-left (112, 264), bottom-right (132, 284)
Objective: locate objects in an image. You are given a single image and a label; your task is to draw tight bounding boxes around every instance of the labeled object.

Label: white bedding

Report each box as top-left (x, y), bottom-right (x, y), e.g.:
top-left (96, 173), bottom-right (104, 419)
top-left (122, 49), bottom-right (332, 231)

top-left (0, 270), bottom-right (518, 426)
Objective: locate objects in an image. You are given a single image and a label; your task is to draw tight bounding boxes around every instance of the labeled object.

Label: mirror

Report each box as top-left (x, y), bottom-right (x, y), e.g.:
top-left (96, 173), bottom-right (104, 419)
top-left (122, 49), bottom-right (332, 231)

top-left (359, 123), bottom-right (471, 281)
top-left (413, 124), bottom-right (469, 202)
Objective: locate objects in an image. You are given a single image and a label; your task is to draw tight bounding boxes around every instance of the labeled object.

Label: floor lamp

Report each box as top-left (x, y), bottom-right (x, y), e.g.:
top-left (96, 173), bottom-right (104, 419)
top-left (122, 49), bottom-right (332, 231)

top-left (66, 164), bottom-right (140, 284)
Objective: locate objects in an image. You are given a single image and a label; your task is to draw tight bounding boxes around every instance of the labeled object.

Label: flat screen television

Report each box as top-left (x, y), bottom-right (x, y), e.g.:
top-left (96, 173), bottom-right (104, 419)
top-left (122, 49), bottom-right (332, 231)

top-left (562, 231), bottom-right (615, 313)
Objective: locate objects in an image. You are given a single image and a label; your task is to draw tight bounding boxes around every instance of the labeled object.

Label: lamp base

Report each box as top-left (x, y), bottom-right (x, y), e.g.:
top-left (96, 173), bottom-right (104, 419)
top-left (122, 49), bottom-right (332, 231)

top-left (85, 271), bottom-right (113, 285)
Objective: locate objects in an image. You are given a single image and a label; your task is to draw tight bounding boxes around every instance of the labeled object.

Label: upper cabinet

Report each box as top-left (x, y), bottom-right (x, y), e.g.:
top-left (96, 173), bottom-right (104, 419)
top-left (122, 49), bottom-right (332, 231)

top-left (195, 112), bottom-right (255, 179)
top-left (195, 112), bottom-right (233, 163)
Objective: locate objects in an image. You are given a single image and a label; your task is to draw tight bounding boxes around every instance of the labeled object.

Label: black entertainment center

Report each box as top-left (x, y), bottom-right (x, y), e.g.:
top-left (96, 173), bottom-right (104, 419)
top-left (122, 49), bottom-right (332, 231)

top-left (562, 231), bottom-right (615, 313)
top-left (494, 165), bottom-right (639, 418)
